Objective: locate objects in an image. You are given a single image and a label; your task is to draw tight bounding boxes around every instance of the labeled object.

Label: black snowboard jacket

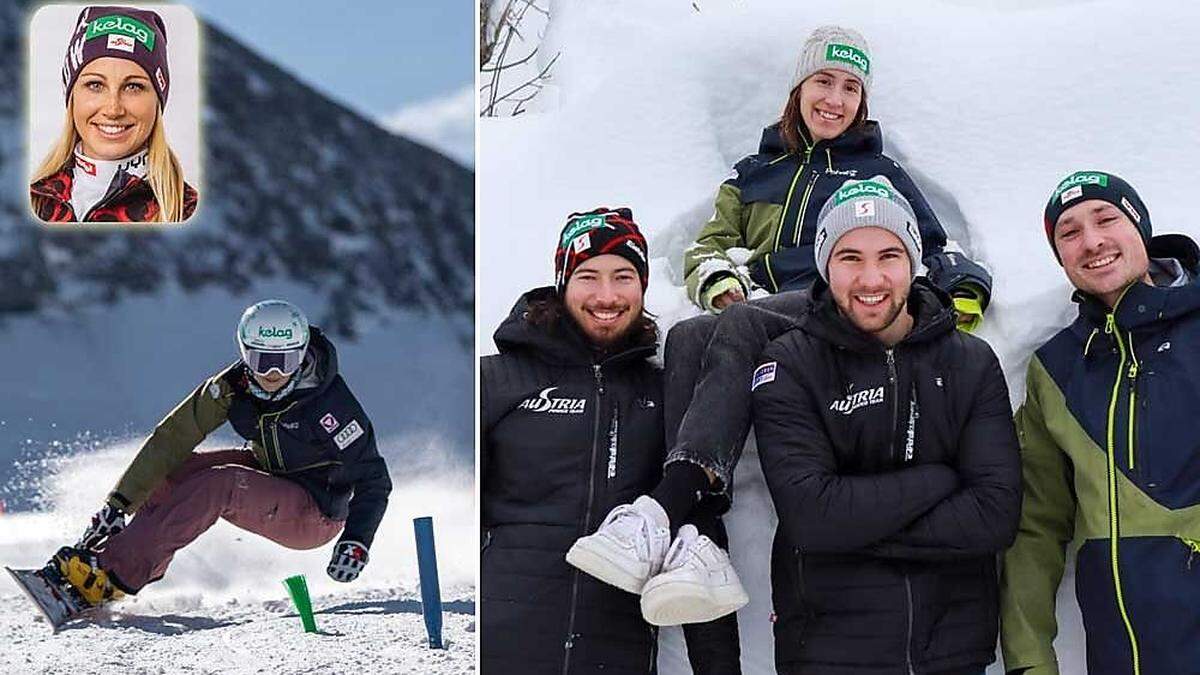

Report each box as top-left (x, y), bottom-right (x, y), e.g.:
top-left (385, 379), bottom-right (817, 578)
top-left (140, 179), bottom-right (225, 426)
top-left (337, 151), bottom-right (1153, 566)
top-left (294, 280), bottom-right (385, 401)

top-left (751, 279), bottom-right (1021, 674)
top-left (109, 329), bottom-right (392, 550)
top-left (480, 287), bottom-right (739, 675)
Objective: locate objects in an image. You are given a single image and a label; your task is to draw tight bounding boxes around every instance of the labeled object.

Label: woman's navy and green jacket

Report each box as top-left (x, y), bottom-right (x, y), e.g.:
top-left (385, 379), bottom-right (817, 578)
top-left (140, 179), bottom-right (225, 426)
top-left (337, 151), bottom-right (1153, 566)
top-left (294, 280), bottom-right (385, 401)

top-left (683, 120), bottom-right (992, 310)
top-left (1000, 234), bottom-right (1200, 675)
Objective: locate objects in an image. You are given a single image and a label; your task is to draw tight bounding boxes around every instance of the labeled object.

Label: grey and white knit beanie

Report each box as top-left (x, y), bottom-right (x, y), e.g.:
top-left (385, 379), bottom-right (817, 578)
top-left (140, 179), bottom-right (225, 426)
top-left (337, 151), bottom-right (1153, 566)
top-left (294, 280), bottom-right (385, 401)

top-left (794, 25), bottom-right (872, 92)
top-left (814, 176), bottom-right (922, 281)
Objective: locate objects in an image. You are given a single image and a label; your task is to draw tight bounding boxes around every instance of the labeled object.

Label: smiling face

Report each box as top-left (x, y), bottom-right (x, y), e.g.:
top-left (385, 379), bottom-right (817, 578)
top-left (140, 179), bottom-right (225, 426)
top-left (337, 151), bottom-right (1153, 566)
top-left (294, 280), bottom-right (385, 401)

top-left (799, 68), bottom-right (863, 141)
top-left (71, 57), bottom-right (158, 160)
top-left (1054, 199), bottom-right (1151, 308)
top-left (563, 254), bottom-right (644, 349)
top-left (252, 370), bottom-right (293, 393)
top-left (827, 226), bottom-right (914, 345)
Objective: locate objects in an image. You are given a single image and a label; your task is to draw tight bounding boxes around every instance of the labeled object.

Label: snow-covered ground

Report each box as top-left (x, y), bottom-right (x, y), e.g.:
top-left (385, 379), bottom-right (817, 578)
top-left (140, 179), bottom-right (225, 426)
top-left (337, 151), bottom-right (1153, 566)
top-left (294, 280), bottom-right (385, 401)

top-left (0, 440), bottom-right (475, 673)
top-left (0, 585), bottom-right (475, 675)
top-left (479, 0), bottom-right (1200, 672)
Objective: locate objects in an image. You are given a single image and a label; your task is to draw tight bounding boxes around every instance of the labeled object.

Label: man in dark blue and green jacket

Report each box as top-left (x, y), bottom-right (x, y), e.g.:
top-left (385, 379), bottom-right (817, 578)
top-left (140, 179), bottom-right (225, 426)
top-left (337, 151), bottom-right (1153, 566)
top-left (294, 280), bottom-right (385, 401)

top-left (1000, 171), bottom-right (1200, 675)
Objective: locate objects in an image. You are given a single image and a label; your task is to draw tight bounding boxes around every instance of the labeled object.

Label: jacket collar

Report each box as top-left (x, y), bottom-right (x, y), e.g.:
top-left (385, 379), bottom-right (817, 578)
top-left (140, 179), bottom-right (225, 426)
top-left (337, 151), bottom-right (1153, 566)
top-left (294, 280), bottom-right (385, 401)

top-left (758, 120), bottom-right (883, 159)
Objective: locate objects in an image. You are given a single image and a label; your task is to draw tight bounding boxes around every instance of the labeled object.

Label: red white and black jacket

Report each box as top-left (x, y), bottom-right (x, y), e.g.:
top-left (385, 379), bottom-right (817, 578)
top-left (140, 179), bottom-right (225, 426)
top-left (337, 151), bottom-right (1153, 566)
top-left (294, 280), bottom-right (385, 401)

top-left (30, 160), bottom-right (198, 223)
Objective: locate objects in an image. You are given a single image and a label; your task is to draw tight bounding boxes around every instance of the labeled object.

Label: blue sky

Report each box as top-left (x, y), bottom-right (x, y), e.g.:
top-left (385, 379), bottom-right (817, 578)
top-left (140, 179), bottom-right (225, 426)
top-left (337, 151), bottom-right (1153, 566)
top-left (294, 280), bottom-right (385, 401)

top-left (186, 0), bottom-right (474, 164)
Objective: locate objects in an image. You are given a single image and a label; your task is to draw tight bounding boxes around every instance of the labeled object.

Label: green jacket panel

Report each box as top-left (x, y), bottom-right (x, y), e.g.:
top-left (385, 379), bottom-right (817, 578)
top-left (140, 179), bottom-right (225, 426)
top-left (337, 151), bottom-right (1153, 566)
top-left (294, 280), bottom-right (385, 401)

top-left (1001, 353), bottom-right (1200, 674)
top-left (108, 364), bottom-right (236, 511)
top-left (683, 182), bottom-right (780, 307)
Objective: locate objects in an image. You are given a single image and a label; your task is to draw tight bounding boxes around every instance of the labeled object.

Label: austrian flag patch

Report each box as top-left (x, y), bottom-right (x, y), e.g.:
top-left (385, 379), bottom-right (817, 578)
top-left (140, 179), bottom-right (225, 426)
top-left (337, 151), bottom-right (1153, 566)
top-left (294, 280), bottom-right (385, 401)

top-left (752, 362), bottom-right (777, 391)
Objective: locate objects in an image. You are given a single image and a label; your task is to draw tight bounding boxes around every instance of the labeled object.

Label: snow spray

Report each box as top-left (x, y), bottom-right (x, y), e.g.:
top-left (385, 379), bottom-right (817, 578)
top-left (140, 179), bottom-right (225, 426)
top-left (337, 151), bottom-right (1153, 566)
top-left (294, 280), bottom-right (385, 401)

top-left (413, 516), bottom-right (444, 649)
top-left (283, 574), bottom-right (317, 633)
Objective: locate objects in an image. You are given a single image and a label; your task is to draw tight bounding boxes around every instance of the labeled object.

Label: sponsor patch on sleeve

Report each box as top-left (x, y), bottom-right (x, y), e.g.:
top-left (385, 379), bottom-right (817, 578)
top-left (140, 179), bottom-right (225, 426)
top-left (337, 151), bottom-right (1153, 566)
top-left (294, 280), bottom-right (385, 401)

top-left (751, 361), bottom-right (777, 391)
top-left (320, 413), bottom-right (340, 433)
top-left (333, 419), bottom-right (364, 450)
top-left (207, 382), bottom-right (222, 399)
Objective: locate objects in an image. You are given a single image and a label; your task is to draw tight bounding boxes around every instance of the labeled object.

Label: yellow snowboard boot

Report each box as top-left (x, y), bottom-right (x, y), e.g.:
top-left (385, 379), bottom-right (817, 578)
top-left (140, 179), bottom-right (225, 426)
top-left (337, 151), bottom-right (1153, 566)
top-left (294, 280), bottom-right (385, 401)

top-left (52, 547), bottom-right (126, 606)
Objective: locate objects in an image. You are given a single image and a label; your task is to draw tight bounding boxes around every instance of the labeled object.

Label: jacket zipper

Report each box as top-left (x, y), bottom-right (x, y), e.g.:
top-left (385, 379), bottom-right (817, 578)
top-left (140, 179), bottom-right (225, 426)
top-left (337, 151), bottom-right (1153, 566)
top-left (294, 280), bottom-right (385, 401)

top-left (82, 176), bottom-right (143, 221)
top-left (772, 157), bottom-right (808, 254)
top-left (886, 348), bottom-right (899, 463)
top-left (904, 574), bottom-right (916, 675)
top-left (1103, 309), bottom-right (1142, 675)
top-left (1126, 334), bottom-right (1139, 471)
top-left (259, 401), bottom-right (299, 471)
top-left (562, 363), bottom-right (607, 675)
top-left (790, 166), bottom-right (821, 247)
top-left (793, 547), bottom-right (809, 630)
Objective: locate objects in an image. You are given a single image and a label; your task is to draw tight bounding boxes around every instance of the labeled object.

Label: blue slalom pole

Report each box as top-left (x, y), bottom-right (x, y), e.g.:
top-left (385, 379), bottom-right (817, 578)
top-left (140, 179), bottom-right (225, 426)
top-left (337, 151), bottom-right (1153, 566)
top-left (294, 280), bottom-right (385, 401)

top-left (414, 516), bottom-right (444, 649)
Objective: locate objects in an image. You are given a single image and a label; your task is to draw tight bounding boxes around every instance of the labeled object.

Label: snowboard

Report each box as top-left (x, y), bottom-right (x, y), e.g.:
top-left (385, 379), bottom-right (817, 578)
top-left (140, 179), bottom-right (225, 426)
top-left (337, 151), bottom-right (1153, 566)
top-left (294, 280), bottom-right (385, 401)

top-left (5, 565), bottom-right (91, 632)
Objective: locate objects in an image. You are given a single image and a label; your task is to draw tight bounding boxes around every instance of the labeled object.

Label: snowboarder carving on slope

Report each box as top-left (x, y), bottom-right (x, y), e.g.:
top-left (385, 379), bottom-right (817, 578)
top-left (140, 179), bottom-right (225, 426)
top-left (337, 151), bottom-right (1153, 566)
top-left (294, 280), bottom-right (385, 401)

top-left (53, 299), bottom-right (391, 608)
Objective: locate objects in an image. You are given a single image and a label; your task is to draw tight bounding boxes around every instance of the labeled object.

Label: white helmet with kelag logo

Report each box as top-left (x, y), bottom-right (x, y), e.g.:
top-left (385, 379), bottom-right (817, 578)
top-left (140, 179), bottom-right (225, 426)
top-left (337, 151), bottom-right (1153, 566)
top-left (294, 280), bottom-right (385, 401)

top-left (236, 300), bottom-right (310, 377)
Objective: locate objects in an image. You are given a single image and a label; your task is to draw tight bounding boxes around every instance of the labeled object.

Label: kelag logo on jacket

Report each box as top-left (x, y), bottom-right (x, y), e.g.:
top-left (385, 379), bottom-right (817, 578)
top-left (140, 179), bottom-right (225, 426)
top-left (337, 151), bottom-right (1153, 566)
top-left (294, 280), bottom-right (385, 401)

top-left (518, 386), bottom-right (587, 414)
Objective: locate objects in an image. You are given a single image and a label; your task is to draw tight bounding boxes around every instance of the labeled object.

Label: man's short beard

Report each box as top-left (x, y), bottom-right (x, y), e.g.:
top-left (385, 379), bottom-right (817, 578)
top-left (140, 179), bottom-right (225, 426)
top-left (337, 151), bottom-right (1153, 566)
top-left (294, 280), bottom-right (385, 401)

top-left (835, 294), bottom-right (907, 336)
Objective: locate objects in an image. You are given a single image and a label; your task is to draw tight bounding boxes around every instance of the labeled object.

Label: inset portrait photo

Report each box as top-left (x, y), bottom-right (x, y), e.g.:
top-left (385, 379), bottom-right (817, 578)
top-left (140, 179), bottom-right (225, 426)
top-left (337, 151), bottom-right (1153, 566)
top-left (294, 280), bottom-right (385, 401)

top-left (28, 4), bottom-right (201, 224)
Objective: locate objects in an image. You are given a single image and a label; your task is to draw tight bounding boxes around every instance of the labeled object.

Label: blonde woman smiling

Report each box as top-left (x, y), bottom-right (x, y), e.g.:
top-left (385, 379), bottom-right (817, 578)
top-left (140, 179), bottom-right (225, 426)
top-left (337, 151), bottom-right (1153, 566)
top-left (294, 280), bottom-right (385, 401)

top-left (31, 6), bottom-right (196, 223)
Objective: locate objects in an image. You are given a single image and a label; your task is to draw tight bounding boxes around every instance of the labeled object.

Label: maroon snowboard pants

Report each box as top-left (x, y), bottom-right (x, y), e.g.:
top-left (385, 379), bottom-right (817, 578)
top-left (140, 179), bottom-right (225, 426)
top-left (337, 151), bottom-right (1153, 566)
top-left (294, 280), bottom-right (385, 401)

top-left (98, 449), bottom-right (344, 593)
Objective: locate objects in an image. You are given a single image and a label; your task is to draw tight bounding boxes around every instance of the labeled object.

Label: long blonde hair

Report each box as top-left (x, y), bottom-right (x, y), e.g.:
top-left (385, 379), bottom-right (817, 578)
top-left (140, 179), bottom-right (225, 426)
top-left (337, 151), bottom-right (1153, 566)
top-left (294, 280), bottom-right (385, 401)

top-left (32, 97), bottom-right (186, 222)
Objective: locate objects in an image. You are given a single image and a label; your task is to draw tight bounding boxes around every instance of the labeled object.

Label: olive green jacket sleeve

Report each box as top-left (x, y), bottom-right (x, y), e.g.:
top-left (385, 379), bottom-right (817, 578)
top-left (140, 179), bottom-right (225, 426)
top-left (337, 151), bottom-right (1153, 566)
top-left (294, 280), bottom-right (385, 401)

top-left (684, 182), bottom-right (752, 310)
top-left (107, 365), bottom-right (237, 512)
top-left (999, 356), bottom-right (1077, 675)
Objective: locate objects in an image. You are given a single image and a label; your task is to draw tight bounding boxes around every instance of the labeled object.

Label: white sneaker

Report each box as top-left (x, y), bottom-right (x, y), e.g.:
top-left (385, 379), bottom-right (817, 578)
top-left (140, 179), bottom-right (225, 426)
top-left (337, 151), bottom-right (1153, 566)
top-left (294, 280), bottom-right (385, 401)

top-left (565, 496), bottom-right (671, 594)
top-left (640, 524), bottom-right (749, 626)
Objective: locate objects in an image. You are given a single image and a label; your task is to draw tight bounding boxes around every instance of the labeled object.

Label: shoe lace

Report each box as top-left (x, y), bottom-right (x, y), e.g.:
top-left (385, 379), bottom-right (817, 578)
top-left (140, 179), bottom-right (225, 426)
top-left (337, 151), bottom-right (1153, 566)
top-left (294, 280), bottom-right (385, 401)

top-left (599, 505), bottom-right (659, 559)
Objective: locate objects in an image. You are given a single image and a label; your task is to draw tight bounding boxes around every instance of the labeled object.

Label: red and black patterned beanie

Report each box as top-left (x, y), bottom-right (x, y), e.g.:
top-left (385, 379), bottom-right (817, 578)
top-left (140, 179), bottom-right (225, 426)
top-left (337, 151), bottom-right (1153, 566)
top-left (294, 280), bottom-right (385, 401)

top-left (554, 207), bottom-right (649, 294)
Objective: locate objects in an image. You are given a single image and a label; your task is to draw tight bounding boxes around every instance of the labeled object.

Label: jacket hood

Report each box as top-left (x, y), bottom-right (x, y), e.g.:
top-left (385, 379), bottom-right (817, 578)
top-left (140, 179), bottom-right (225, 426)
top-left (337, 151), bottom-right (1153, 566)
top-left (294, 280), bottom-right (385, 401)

top-left (802, 276), bottom-right (956, 353)
top-left (493, 286), bottom-right (656, 367)
top-left (1071, 233), bottom-right (1200, 336)
top-left (297, 327), bottom-right (338, 393)
top-left (759, 120), bottom-right (883, 157)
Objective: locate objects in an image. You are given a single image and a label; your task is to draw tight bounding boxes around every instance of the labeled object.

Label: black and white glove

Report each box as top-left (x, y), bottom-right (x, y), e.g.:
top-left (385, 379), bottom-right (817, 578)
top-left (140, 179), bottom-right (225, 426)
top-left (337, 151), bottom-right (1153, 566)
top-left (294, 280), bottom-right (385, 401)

top-left (77, 504), bottom-right (127, 551)
top-left (326, 540), bottom-right (369, 583)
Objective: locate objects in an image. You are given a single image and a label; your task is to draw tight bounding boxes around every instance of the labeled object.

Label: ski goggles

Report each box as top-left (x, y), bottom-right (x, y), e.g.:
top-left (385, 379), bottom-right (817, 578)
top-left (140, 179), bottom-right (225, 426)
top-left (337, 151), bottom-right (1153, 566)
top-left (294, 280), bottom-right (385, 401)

top-left (240, 346), bottom-right (306, 377)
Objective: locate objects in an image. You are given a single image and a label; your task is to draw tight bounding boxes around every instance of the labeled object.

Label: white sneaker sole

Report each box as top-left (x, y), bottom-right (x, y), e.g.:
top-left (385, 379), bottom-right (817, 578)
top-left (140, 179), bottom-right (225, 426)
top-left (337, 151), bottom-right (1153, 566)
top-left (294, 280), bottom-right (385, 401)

top-left (640, 575), bottom-right (749, 626)
top-left (565, 536), bottom-right (651, 594)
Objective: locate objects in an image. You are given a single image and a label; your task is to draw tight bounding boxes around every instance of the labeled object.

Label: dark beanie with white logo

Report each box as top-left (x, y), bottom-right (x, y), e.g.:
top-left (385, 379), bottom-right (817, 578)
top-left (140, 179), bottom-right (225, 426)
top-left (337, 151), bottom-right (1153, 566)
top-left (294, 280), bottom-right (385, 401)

top-left (62, 6), bottom-right (171, 107)
top-left (813, 176), bottom-right (923, 282)
top-left (554, 207), bottom-right (650, 293)
top-left (1043, 170), bottom-right (1151, 263)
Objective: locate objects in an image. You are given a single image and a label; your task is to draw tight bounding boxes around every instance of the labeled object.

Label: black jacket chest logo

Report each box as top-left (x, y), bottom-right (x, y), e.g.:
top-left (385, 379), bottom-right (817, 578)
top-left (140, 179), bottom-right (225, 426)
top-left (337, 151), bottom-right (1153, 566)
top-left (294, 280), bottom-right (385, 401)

top-left (829, 386), bottom-right (885, 415)
top-left (517, 386), bottom-right (588, 415)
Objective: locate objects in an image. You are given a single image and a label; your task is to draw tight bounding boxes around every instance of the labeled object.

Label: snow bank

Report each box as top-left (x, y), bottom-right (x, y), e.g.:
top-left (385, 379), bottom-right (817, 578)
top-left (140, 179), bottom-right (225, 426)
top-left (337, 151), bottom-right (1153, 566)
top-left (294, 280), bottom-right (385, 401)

top-left (480, 0), bottom-right (1200, 671)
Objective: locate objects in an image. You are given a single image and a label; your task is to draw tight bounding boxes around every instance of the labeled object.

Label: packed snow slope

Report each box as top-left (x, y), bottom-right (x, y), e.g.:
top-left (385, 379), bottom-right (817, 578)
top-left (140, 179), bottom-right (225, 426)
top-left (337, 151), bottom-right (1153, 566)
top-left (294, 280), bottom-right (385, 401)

top-left (479, 0), bottom-right (1200, 672)
top-left (0, 440), bottom-right (475, 673)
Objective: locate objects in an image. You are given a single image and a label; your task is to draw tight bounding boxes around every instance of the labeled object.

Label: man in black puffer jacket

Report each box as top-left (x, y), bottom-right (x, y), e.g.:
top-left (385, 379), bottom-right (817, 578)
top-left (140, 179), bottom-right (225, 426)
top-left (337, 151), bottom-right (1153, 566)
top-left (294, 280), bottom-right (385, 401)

top-left (481, 208), bottom-right (740, 674)
top-left (751, 179), bottom-right (1021, 674)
